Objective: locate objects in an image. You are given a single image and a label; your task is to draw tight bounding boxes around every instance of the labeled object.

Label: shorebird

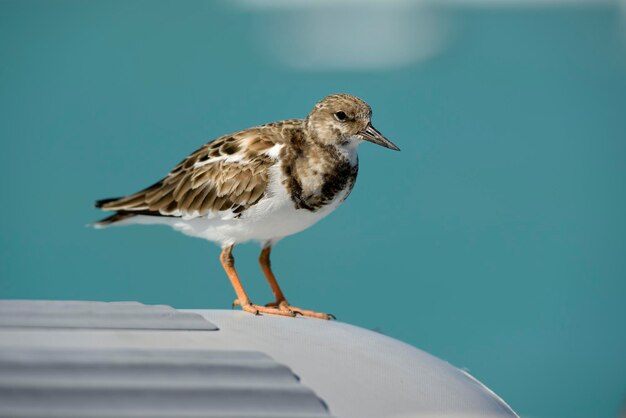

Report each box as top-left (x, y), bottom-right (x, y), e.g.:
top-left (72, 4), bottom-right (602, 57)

top-left (94, 94), bottom-right (399, 319)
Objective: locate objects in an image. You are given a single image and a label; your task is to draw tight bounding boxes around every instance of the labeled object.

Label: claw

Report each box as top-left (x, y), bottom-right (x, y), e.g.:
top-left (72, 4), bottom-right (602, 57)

top-left (235, 302), bottom-right (297, 317)
top-left (266, 302), bottom-right (334, 320)
top-left (236, 298), bottom-right (329, 319)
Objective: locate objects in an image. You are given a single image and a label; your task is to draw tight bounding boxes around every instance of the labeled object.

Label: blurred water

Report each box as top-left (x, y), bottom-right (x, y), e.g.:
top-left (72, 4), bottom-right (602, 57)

top-left (1, 1), bottom-right (625, 417)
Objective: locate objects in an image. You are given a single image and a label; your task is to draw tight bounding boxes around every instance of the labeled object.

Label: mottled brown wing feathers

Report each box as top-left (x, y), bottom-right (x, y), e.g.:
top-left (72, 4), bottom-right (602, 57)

top-left (98, 129), bottom-right (280, 218)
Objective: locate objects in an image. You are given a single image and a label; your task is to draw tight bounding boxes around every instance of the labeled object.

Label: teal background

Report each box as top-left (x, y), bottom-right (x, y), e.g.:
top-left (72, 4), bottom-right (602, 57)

top-left (1, 1), bottom-right (625, 417)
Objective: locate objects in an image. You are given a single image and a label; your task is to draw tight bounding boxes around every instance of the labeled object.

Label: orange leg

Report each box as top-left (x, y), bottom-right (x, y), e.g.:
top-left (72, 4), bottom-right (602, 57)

top-left (259, 246), bottom-right (287, 306)
top-left (220, 245), bottom-right (295, 317)
top-left (258, 245), bottom-right (335, 320)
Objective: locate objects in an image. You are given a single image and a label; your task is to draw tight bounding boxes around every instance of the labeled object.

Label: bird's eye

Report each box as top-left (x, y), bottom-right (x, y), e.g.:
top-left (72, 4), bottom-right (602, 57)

top-left (334, 111), bottom-right (347, 122)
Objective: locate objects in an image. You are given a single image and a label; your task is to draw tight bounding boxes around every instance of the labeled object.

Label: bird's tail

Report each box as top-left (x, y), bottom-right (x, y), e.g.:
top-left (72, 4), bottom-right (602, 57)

top-left (92, 196), bottom-right (138, 228)
top-left (90, 211), bottom-right (137, 229)
top-left (93, 181), bottom-right (167, 228)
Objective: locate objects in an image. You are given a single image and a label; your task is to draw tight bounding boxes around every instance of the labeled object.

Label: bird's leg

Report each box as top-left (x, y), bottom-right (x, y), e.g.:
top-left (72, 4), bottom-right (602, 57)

top-left (220, 245), bottom-right (295, 317)
top-left (258, 245), bottom-right (335, 320)
top-left (259, 246), bottom-right (288, 308)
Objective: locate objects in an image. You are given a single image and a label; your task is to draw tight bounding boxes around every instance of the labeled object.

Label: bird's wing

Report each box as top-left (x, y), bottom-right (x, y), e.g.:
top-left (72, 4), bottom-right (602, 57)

top-left (98, 127), bottom-right (284, 218)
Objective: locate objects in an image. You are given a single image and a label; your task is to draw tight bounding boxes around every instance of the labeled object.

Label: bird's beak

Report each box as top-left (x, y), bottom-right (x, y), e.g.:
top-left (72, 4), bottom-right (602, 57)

top-left (359, 124), bottom-right (400, 151)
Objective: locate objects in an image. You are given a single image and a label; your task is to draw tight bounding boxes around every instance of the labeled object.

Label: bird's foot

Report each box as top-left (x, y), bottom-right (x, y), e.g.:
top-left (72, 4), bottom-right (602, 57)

top-left (265, 299), bottom-right (335, 320)
top-left (232, 299), bottom-right (297, 317)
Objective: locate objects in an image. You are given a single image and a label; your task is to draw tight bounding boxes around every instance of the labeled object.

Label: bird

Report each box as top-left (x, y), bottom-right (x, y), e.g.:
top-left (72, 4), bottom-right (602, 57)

top-left (94, 93), bottom-right (399, 320)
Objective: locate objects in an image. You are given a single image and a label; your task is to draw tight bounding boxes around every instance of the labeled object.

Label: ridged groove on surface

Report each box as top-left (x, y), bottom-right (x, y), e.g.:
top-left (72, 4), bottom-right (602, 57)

top-left (0, 348), bottom-right (332, 418)
top-left (0, 300), bottom-right (217, 330)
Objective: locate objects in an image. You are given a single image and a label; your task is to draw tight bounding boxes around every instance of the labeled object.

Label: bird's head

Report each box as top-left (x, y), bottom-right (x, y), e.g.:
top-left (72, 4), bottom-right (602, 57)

top-left (306, 94), bottom-right (400, 151)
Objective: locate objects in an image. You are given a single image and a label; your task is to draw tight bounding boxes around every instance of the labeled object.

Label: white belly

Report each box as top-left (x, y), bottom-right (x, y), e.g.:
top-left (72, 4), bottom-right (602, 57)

top-left (127, 164), bottom-right (349, 247)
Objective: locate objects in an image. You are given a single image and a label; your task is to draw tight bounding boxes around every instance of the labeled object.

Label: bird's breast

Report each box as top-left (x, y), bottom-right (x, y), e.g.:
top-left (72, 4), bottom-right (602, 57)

top-left (281, 146), bottom-right (358, 212)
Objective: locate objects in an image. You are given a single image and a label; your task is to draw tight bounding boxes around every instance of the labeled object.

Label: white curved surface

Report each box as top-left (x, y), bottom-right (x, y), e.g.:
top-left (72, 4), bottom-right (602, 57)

top-left (188, 310), bottom-right (518, 418)
top-left (0, 307), bottom-right (518, 418)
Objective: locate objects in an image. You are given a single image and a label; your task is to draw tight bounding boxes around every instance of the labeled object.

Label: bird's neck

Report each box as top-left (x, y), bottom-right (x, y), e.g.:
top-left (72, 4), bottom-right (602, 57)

top-left (336, 137), bottom-right (360, 166)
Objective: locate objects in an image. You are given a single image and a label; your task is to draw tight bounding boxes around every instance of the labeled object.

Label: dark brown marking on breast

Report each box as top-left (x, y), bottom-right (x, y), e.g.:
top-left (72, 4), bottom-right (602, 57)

top-left (320, 157), bottom-right (358, 206)
top-left (280, 128), bottom-right (358, 212)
